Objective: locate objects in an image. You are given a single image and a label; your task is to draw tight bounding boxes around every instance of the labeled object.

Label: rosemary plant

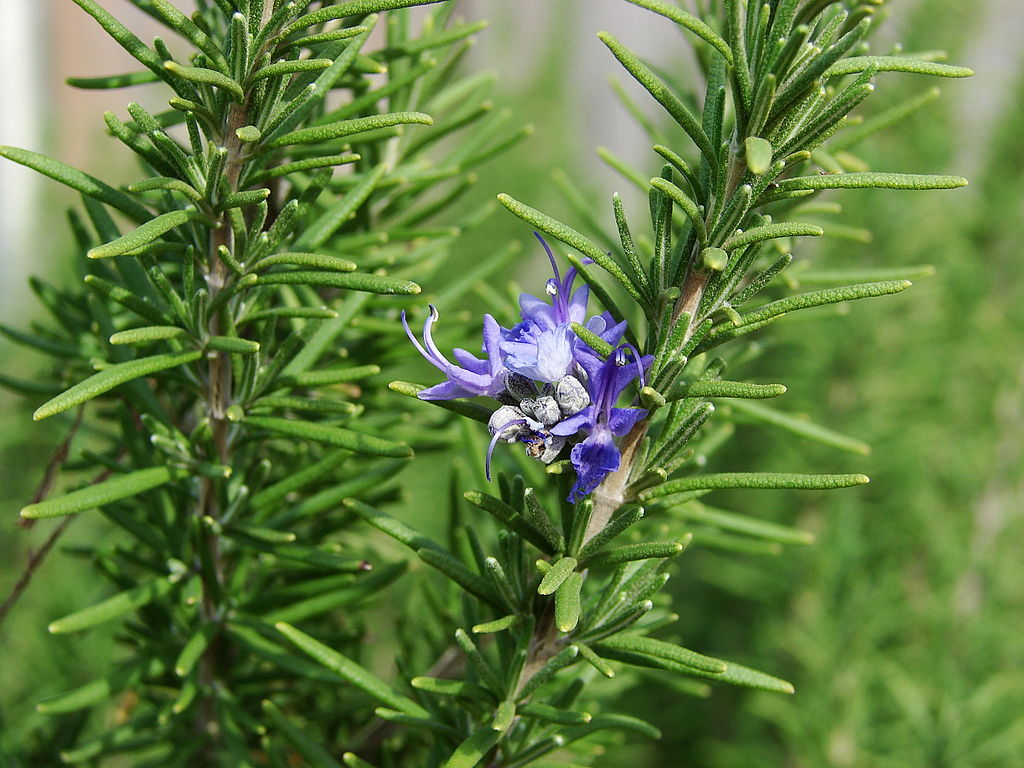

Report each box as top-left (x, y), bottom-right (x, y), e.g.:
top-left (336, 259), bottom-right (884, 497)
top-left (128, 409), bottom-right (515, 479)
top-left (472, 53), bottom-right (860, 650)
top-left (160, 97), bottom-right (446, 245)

top-left (380, 0), bottom-right (971, 765)
top-left (0, 0), bottom-right (523, 764)
top-left (1, 0), bottom-right (974, 766)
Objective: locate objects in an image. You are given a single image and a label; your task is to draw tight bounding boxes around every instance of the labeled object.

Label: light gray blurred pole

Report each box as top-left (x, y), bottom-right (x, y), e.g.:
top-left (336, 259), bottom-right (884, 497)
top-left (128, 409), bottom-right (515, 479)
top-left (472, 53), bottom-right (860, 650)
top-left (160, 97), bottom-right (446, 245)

top-left (0, 1), bottom-right (42, 312)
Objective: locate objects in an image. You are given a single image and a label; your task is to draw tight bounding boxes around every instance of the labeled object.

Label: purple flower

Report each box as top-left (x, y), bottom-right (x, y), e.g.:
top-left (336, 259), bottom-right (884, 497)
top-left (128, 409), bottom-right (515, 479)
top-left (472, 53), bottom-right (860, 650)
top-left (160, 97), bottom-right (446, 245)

top-left (551, 346), bottom-right (651, 502)
top-left (402, 232), bottom-right (650, 502)
top-left (403, 305), bottom-right (506, 400)
top-left (501, 234), bottom-right (626, 383)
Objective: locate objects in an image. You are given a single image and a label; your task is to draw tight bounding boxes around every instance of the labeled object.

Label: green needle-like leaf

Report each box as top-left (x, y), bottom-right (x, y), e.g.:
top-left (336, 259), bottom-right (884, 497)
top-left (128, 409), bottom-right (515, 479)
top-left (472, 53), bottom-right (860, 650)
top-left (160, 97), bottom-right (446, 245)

top-left (599, 32), bottom-right (716, 165)
top-left (825, 56), bottom-right (974, 79)
top-left (389, 381), bottom-right (492, 424)
top-left (262, 700), bottom-right (343, 768)
top-left (33, 350), bottom-right (202, 420)
top-left (163, 62), bottom-right (243, 101)
top-left (497, 194), bottom-right (644, 302)
top-left (88, 210), bottom-right (193, 259)
top-left (267, 112), bottom-right (433, 148)
top-left (723, 222), bottom-right (822, 251)
top-left (538, 556), bottom-right (578, 596)
top-left (626, 0), bottom-right (733, 63)
top-left (441, 727), bottom-right (503, 768)
top-left (776, 172), bottom-right (967, 192)
top-left (0, 145), bottom-right (151, 222)
top-left (49, 577), bottom-right (176, 633)
top-left (555, 571), bottom-right (584, 632)
top-left (640, 472), bottom-right (869, 501)
top-left (21, 466), bottom-right (188, 519)
top-left (244, 416), bottom-right (412, 458)
top-left (276, 622), bottom-right (429, 718)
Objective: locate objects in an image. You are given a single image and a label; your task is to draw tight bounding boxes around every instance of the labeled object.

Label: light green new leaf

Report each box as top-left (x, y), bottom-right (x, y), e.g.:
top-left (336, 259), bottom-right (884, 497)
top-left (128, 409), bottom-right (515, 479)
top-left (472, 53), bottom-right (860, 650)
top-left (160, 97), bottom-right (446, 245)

top-left (276, 622), bottom-right (429, 718)
top-left (555, 571), bottom-right (584, 632)
top-left (32, 350), bottom-right (202, 420)
top-left (538, 556), bottom-right (578, 596)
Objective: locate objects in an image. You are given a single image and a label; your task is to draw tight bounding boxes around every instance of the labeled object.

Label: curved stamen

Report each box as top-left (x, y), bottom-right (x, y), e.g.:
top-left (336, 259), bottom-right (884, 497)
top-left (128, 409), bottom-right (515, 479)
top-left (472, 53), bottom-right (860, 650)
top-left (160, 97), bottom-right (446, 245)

top-left (534, 231), bottom-right (561, 284)
top-left (402, 310), bottom-right (444, 371)
top-left (485, 418), bottom-right (528, 481)
top-left (420, 304), bottom-right (454, 368)
top-left (622, 342), bottom-right (647, 388)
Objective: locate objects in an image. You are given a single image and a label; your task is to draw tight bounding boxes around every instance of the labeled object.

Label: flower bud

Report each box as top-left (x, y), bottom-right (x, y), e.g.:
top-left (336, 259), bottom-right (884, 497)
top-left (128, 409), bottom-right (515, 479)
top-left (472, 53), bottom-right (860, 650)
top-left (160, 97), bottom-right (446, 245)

top-left (503, 371), bottom-right (537, 402)
top-left (488, 406), bottom-right (528, 443)
top-left (554, 375), bottom-right (590, 416)
top-left (521, 395), bottom-right (561, 427)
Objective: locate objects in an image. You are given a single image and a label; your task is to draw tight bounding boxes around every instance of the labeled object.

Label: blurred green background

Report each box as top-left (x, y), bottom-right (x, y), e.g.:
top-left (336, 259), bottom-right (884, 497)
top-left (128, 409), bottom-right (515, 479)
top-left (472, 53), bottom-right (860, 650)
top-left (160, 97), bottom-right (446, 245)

top-left (2, 0), bottom-right (1022, 765)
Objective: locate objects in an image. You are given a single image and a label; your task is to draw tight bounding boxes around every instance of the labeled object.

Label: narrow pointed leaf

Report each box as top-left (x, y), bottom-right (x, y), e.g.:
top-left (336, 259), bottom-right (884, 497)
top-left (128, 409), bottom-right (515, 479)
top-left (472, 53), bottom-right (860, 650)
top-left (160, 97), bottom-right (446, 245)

top-left (256, 271), bottom-right (421, 295)
top-left (88, 210), bottom-right (193, 259)
top-left (441, 727), bottom-right (502, 768)
top-left (49, 577), bottom-right (176, 633)
top-left (538, 556), bottom-right (578, 596)
top-left (276, 622), bottom-right (429, 717)
top-left (776, 172), bottom-right (967, 192)
top-left (22, 466), bottom-right (188, 519)
top-left (825, 56), bottom-right (974, 78)
top-left (389, 381), bottom-right (492, 424)
top-left (33, 350), bottom-right (202, 420)
top-left (0, 145), bottom-right (150, 222)
top-left (267, 112), bottom-right (433, 148)
top-left (244, 416), bottom-right (412, 458)
top-left (640, 472), bottom-right (869, 501)
top-left (727, 398), bottom-right (871, 454)
top-left (555, 571), bottom-right (583, 632)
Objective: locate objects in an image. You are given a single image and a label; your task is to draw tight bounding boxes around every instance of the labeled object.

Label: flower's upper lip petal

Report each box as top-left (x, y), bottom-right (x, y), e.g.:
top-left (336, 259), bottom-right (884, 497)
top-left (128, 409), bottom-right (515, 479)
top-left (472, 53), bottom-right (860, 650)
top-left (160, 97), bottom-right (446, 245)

top-left (482, 314), bottom-right (504, 375)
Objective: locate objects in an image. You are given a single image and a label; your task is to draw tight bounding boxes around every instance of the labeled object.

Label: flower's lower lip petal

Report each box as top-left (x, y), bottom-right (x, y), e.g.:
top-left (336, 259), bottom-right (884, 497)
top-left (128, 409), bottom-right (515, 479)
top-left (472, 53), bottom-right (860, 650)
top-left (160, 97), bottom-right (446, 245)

top-left (418, 381), bottom-right (472, 400)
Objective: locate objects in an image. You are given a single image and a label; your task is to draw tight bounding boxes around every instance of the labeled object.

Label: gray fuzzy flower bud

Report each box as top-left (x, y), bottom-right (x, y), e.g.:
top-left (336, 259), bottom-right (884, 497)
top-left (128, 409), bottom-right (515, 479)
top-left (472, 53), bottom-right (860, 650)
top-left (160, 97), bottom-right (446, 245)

top-left (503, 371), bottom-right (537, 402)
top-left (488, 406), bottom-right (528, 443)
top-left (520, 395), bottom-right (561, 427)
top-left (554, 375), bottom-right (590, 416)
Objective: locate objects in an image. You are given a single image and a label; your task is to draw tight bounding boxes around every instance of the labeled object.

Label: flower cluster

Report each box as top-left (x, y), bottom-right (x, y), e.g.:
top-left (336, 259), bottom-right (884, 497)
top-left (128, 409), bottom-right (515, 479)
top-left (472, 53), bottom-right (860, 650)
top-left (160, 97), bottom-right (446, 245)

top-left (404, 235), bottom-right (650, 501)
